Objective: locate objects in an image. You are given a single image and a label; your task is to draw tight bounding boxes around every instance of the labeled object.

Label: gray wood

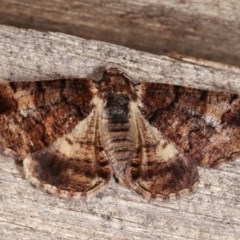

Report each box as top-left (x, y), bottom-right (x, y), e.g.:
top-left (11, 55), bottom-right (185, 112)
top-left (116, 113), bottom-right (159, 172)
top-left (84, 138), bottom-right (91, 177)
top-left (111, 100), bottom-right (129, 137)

top-left (0, 0), bottom-right (239, 67)
top-left (0, 25), bottom-right (239, 240)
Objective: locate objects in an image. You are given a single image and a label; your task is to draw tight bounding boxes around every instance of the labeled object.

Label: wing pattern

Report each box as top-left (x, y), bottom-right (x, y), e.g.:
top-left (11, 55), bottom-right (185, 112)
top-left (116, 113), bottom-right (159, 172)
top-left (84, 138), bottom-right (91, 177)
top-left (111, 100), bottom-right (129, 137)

top-left (0, 68), bottom-right (239, 199)
top-left (0, 79), bottom-right (110, 197)
top-left (138, 83), bottom-right (240, 167)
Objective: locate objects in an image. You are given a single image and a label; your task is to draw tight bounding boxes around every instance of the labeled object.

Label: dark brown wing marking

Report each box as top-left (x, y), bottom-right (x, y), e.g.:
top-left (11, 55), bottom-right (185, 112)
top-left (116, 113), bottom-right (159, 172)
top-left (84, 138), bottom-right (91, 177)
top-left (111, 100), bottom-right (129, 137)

top-left (124, 103), bottom-right (199, 199)
top-left (0, 79), bottom-right (94, 156)
top-left (0, 79), bottom-right (111, 196)
top-left (24, 104), bottom-right (111, 197)
top-left (138, 82), bottom-right (240, 168)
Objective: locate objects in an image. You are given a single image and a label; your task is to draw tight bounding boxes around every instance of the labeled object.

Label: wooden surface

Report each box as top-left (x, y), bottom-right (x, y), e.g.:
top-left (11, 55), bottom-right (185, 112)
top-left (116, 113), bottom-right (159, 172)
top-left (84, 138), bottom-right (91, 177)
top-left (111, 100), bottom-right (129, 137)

top-left (0, 0), bottom-right (240, 67)
top-left (0, 25), bottom-right (240, 240)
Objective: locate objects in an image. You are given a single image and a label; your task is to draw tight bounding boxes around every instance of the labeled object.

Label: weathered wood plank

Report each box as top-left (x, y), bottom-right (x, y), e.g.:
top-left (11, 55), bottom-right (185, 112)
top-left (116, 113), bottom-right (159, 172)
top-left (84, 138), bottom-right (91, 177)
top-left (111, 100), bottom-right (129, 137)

top-left (0, 0), bottom-right (239, 66)
top-left (0, 25), bottom-right (239, 240)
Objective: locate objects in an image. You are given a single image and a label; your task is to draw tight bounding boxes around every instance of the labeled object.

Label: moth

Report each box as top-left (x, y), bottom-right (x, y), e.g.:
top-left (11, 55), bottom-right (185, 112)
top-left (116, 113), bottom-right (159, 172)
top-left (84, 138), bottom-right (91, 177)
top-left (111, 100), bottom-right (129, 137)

top-left (0, 67), bottom-right (239, 199)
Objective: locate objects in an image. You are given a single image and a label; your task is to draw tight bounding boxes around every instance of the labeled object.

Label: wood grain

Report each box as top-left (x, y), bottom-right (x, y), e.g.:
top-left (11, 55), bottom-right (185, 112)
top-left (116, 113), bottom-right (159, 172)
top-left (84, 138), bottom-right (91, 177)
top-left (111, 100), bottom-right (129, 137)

top-left (0, 25), bottom-right (239, 240)
top-left (0, 1), bottom-right (240, 67)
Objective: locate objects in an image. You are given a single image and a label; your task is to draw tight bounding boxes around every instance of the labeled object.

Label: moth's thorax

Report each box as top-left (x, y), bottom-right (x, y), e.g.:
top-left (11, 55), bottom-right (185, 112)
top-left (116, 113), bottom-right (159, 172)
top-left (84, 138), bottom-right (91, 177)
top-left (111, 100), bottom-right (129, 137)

top-left (104, 94), bottom-right (130, 122)
top-left (98, 68), bottom-right (137, 123)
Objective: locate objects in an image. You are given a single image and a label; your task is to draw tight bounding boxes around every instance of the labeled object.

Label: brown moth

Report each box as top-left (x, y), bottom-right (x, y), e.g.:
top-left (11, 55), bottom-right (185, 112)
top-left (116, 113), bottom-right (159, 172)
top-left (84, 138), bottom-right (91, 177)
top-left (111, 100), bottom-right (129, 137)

top-left (0, 67), bottom-right (239, 199)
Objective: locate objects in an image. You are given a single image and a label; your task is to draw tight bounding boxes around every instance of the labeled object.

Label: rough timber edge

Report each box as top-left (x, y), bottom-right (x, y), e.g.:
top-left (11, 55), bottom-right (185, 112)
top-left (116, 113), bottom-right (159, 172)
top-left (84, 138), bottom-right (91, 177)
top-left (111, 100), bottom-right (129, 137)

top-left (0, 25), bottom-right (240, 93)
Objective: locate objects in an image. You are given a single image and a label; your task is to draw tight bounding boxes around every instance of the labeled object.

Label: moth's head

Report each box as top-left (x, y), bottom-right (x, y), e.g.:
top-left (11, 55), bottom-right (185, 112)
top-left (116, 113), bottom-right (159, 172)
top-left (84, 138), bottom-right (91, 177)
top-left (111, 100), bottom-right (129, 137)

top-left (97, 67), bottom-right (137, 101)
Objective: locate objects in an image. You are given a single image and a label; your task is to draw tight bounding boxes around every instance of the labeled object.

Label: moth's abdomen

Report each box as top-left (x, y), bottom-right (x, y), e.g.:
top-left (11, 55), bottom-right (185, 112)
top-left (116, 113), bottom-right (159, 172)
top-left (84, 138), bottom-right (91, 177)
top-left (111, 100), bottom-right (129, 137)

top-left (106, 122), bottom-right (133, 161)
top-left (103, 121), bottom-right (134, 184)
top-left (101, 94), bottom-right (134, 182)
